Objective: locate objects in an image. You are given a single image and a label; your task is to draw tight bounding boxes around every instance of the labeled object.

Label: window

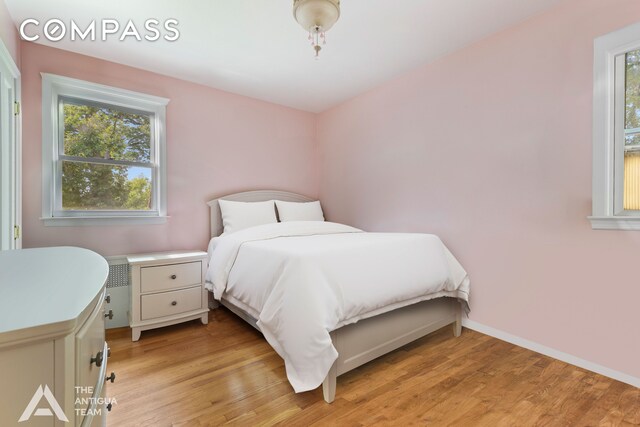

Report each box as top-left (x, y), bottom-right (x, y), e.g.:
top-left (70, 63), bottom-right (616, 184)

top-left (591, 22), bottom-right (640, 230)
top-left (619, 50), bottom-right (640, 211)
top-left (42, 74), bottom-right (169, 225)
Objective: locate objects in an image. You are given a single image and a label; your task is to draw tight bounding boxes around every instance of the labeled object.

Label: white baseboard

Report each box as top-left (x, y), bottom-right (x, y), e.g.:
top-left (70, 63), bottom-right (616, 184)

top-left (462, 318), bottom-right (640, 389)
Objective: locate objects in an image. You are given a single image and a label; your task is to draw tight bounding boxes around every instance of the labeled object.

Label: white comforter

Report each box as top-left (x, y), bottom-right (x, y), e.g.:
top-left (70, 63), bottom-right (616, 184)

top-left (205, 221), bottom-right (470, 393)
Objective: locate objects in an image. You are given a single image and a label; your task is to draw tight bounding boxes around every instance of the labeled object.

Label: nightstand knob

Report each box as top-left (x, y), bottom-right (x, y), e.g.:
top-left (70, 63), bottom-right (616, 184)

top-left (90, 351), bottom-right (104, 367)
top-left (106, 403), bottom-right (113, 412)
top-left (105, 310), bottom-right (114, 320)
top-left (170, 274), bottom-right (177, 280)
top-left (105, 372), bottom-right (116, 383)
top-left (171, 301), bottom-right (177, 306)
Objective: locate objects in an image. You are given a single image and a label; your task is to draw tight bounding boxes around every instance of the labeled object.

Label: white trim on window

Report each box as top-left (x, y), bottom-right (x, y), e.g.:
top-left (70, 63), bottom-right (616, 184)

top-left (41, 73), bottom-right (170, 226)
top-left (590, 22), bottom-right (640, 230)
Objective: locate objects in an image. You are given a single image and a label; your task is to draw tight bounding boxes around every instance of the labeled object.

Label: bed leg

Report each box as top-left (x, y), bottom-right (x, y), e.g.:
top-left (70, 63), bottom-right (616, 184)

top-left (322, 361), bottom-right (337, 403)
top-left (453, 302), bottom-right (462, 338)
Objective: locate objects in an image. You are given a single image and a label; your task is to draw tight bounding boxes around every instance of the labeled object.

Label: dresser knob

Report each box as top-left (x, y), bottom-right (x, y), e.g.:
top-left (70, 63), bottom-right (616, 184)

top-left (106, 403), bottom-right (113, 412)
top-left (105, 294), bottom-right (111, 303)
top-left (105, 372), bottom-right (116, 383)
top-left (105, 310), bottom-right (114, 320)
top-left (90, 351), bottom-right (104, 367)
top-left (170, 274), bottom-right (177, 280)
top-left (171, 301), bottom-right (177, 306)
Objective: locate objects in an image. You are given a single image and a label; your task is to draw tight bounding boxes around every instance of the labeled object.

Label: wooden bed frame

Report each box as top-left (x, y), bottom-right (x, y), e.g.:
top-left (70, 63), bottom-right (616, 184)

top-left (206, 190), bottom-right (463, 403)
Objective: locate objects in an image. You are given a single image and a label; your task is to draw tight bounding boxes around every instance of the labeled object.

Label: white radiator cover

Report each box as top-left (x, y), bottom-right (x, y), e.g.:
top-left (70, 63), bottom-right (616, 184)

top-left (105, 257), bottom-right (131, 329)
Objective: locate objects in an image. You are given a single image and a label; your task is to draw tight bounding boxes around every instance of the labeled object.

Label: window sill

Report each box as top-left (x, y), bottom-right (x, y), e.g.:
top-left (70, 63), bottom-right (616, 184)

top-left (588, 216), bottom-right (640, 230)
top-left (41, 216), bottom-right (170, 227)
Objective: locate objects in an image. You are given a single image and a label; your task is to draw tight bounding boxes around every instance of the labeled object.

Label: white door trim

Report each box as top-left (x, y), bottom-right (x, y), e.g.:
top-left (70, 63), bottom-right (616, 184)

top-left (0, 41), bottom-right (19, 77)
top-left (0, 38), bottom-right (21, 250)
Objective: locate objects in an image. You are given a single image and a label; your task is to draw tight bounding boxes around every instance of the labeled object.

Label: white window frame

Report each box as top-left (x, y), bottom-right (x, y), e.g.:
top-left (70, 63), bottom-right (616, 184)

top-left (590, 22), bottom-right (640, 230)
top-left (41, 73), bottom-right (169, 226)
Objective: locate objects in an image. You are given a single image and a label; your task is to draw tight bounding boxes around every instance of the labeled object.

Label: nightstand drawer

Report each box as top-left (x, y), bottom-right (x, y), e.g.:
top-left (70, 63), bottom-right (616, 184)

top-left (140, 286), bottom-right (202, 320)
top-left (128, 251), bottom-right (208, 341)
top-left (140, 261), bottom-right (202, 293)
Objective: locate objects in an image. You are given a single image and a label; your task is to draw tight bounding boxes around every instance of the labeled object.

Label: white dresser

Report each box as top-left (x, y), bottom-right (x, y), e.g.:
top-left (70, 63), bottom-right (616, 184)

top-left (128, 251), bottom-right (209, 341)
top-left (0, 247), bottom-right (112, 427)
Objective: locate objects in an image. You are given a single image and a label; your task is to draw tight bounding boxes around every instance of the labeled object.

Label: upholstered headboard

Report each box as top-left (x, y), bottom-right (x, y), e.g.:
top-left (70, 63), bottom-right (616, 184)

top-left (206, 190), bottom-right (316, 238)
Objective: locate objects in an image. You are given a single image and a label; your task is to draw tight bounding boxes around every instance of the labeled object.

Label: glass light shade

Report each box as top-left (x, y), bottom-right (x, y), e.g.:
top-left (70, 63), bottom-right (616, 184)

top-left (293, 0), bottom-right (340, 32)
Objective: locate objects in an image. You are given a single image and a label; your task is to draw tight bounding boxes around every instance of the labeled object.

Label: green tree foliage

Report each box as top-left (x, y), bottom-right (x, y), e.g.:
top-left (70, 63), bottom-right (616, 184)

top-left (626, 50), bottom-right (640, 143)
top-left (62, 102), bottom-right (152, 210)
top-left (126, 175), bottom-right (152, 210)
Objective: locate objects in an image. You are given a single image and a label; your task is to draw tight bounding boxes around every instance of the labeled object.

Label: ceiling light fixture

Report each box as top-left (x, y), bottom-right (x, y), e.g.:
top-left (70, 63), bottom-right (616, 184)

top-left (293, 0), bottom-right (340, 58)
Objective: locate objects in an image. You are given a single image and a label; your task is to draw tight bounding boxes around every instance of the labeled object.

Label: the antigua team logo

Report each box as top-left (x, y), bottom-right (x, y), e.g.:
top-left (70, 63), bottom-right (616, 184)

top-left (18, 385), bottom-right (69, 422)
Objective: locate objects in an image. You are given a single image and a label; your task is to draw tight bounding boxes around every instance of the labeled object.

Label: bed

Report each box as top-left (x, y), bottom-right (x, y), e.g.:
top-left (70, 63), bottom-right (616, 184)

top-left (205, 190), bottom-right (469, 403)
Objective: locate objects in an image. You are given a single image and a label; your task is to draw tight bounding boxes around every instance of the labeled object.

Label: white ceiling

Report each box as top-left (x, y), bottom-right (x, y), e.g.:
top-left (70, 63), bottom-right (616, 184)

top-left (5, 0), bottom-right (563, 112)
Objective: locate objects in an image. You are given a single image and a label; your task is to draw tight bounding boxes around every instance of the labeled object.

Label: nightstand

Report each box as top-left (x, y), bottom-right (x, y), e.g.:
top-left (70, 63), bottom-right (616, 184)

top-left (128, 251), bottom-right (209, 341)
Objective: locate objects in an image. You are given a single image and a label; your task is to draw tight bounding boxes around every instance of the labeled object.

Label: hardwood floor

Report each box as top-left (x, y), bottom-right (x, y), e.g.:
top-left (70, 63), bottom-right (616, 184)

top-left (106, 308), bottom-right (639, 426)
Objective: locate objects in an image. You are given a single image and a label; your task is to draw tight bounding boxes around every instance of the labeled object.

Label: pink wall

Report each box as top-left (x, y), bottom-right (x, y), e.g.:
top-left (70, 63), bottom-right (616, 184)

top-left (0, 0), bottom-right (19, 65)
top-left (15, 0), bottom-right (640, 381)
top-left (318, 0), bottom-right (640, 380)
top-left (21, 41), bottom-right (318, 256)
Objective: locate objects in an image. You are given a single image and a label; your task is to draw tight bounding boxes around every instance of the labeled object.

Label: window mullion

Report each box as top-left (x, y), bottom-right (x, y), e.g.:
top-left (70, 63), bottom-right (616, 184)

top-left (59, 155), bottom-right (153, 169)
top-left (624, 127), bottom-right (640, 135)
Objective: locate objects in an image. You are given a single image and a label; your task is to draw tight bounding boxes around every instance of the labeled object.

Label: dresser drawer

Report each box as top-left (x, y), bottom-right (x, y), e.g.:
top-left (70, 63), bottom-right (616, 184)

top-left (76, 295), bottom-right (107, 424)
top-left (141, 286), bottom-right (202, 320)
top-left (76, 297), bottom-right (106, 389)
top-left (140, 261), bottom-right (202, 293)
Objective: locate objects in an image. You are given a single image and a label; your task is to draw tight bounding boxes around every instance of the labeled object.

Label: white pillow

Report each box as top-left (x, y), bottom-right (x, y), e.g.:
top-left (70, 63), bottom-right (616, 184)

top-left (276, 200), bottom-right (325, 222)
top-left (218, 200), bottom-right (277, 234)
